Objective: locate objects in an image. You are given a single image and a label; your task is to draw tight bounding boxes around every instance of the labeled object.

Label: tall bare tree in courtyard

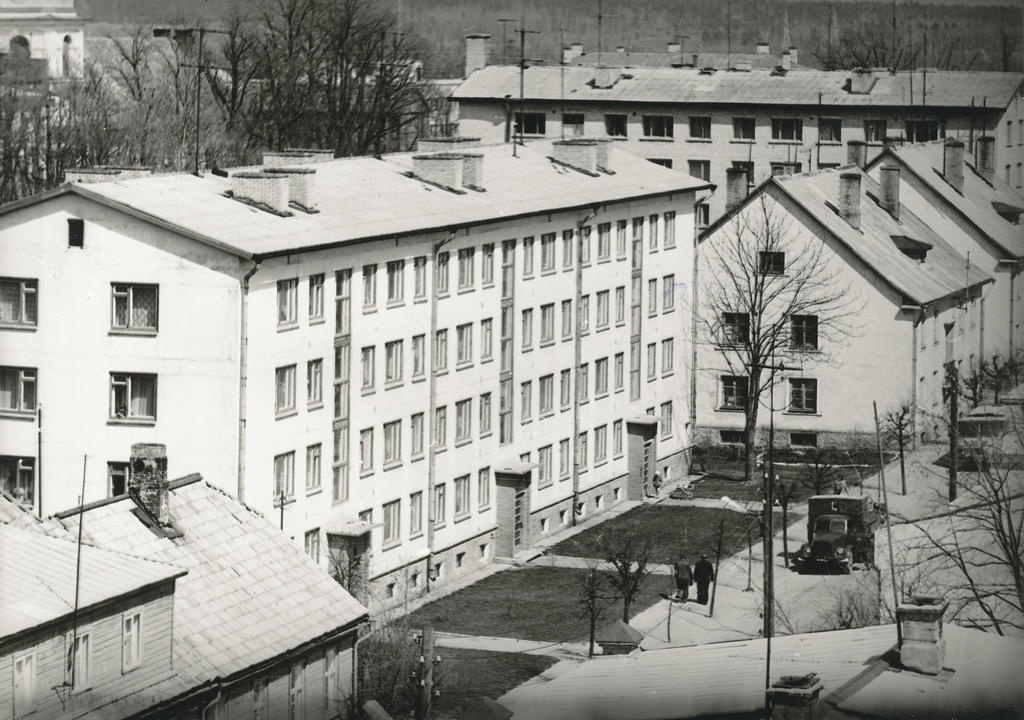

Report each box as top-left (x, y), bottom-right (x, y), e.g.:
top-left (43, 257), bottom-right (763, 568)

top-left (697, 194), bottom-right (861, 484)
top-left (599, 520), bottom-right (653, 623)
top-left (884, 399), bottom-right (913, 495)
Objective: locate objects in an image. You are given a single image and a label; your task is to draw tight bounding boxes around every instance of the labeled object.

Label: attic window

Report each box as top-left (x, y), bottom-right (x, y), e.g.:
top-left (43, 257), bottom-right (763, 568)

top-left (68, 219), bottom-right (84, 248)
top-left (891, 235), bottom-right (932, 261)
top-left (992, 201), bottom-right (1023, 224)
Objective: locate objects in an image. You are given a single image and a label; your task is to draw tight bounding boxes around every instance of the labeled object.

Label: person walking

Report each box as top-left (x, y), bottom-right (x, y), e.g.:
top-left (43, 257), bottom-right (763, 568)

top-left (694, 553), bottom-right (715, 605)
top-left (673, 554), bottom-right (692, 602)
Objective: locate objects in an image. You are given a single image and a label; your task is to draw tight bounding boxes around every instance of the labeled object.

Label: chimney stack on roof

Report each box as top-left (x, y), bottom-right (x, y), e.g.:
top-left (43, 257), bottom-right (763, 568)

top-left (767, 673), bottom-right (824, 720)
top-left (943, 137), bottom-right (965, 193)
top-left (593, 66), bottom-right (621, 88)
top-left (975, 135), bottom-right (996, 183)
top-left (850, 68), bottom-right (875, 94)
top-left (552, 139), bottom-right (602, 174)
top-left (756, 41), bottom-right (770, 54)
top-left (64, 166), bottom-right (154, 183)
top-left (129, 443), bottom-right (170, 526)
top-left (265, 167), bottom-right (317, 211)
top-left (788, 46), bottom-right (798, 64)
top-left (846, 140), bottom-right (867, 169)
top-left (667, 41), bottom-right (681, 54)
top-left (897, 596), bottom-right (949, 675)
top-left (725, 167), bottom-right (749, 211)
top-left (839, 172), bottom-right (862, 230)
top-left (412, 153), bottom-right (484, 190)
top-left (780, 51), bottom-right (792, 71)
top-left (464, 33), bottom-right (490, 78)
top-left (879, 164), bottom-right (900, 220)
top-left (416, 136), bottom-right (482, 153)
top-left (563, 46), bottom-right (574, 64)
top-left (231, 172), bottom-right (290, 214)
top-left (615, 46), bottom-right (626, 54)
top-left (571, 42), bottom-right (584, 60)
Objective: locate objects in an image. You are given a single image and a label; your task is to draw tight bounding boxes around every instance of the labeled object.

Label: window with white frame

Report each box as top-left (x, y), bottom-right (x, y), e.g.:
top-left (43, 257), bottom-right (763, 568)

top-left (307, 273), bottom-right (325, 321)
top-left (733, 117), bottom-right (755, 140)
top-left (663, 211), bottom-right (676, 247)
top-left (689, 116), bottom-right (711, 139)
top-left (455, 474), bottom-right (470, 516)
top-left (253, 678), bottom-right (270, 720)
top-left (289, 662), bottom-right (305, 720)
top-left (362, 264), bottom-right (377, 309)
top-left (324, 647), bottom-right (339, 712)
top-left (577, 430), bottom-right (589, 470)
top-left (613, 419), bottom-right (623, 456)
top-left (304, 528), bottom-right (320, 563)
top-left (0, 277), bottom-right (37, 328)
top-left (413, 256), bottom-right (427, 299)
top-left (580, 227), bottom-right (592, 265)
top-left (660, 401), bottom-right (673, 437)
top-left (434, 329), bottom-right (448, 372)
top-left (384, 340), bottom-right (403, 384)
top-left (819, 117), bottom-right (842, 142)
top-left (335, 269), bottom-right (351, 335)
top-left (540, 304), bottom-right (554, 343)
top-left (383, 500), bottom-right (401, 543)
top-left (539, 374), bottom-right (553, 414)
top-left (648, 278), bottom-right (658, 316)
top-left (306, 444), bottom-right (322, 491)
top-left (557, 438), bottom-right (569, 478)
top-left (274, 451), bottom-right (295, 500)
top-left (1, 456), bottom-right (34, 506)
top-left (759, 251), bottom-right (785, 275)
top-left (616, 219), bottom-right (627, 257)
top-left (479, 392), bottom-right (492, 435)
top-left (614, 352), bottom-right (624, 391)
top-left (456, 323), bottom-right (473, 364)
top-left (771, 117), bottom-right (803, 141)
top-left (386, 260), bottom-right (404, 304)
top-left (434, 483), bottom-right (446, 527)
top-left (412, 334), bottom-right (425, 378)
top-left (410, 491), bottom-right (423, 535)
top-left (482, 244), bottom-right (495, 285)
top-left (110, 373), bottom-right (156, 421)
top-left (458, 248), bottom-right (474, 289)
top-left (642, 115), bottom-right (674, 138)
top-left (560, 368), bottom-right (571, 408)
top-left (456, 399), bottom-right (472, 441)
top-left (514, 112), bottom-right (546, 135)
top-left (789, 378), bottom-right (818, 413)
top-left (433, 406), bottom-right (447, 447)
top-left (541, 233), bottom-right (556, 271)
top-left (562, 230), bottom-right (574, 269)
top-left (662, 274), bottom-right (675, 311)
top-left (435, 252), bottom-right (450, 294)
top-left (538, 445), bottom-right (552, 485)
top-left (111, 283), bottom-right (158, 332)
top-left (561, 299), bottom-right (572, 338)
top-left (578, 363), bottom-right (589, 402)
top-left (360, 347), bottom-right (375, 391)
top-left (595, 357), bottom-right (608, 395)
top-left (563, 112), bottom-right (585, 136)
top-left (411, 413), bottom-right (424, 457)
top-left (594, 425), bottom-right (607, 462)
top-left (662, 339), bottom-right (674, 374)
top-left (480, 318), bottom-right (493, 360)
top-left (647, 343), bottom-right (657, 380)
top-left (580, 295), bottom-right (590, 333)
top-left (13, 652), bottom-right (35, 713)
top-left (649, 214), bottom-right (659, 250)
top-left (478, 467), bottom-right (491, 508)
top-left (596, 291), bottom-right (609, 328)
top-left (359, 428), bottom-right (373, 473)
top-left (721, 376), bottom-right (748, 410)
top-left (605, 114), bottom-right (627, 137)
top-left (307, 359), bottom-right (323, 407)
top-left (864, 119), bottom-right (887, 143)
top-left (120, 612), bottom-right (142, 672)
top-left (277, 278), bottom-right (298, 326)
top-left (0, 366), bottom-right (36, 414)
top-left (614, 286), bottom-right (625, 324)
top-left (722, 312), bottom-right (750, 345)
top-left (522, 237), bottom-right (534, 277)
top-left (275, 365), bottom-right (296, 414)
top-left (597, 222), bottom-right (611, 259)
top-left (382, 419), bottom-right (401, 465)
top-left (790, 315), bottom-right (818, 350)
top-left (70, 631), bottom-right (90, 691)
top-left (521, 381), bottom-right (532, 421)
top-left (500, 378), bottom-right (513, 444)
top-left (521, 308), bottom-right (533, 349)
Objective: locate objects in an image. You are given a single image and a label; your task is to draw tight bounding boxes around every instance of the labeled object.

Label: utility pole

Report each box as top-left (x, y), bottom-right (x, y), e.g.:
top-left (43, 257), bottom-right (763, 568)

top-left (512, 23), bottom-right (540, 158)
top-left (417, 626), bottom-right (439, 720)
top-left (946, 361), bottom-right (959, 501)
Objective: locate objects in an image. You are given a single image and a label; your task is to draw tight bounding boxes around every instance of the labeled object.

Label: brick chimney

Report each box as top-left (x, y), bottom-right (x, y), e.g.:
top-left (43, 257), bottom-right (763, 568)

top-left (943, 138), bottom-right (965, 193)
top-left (562, 46), bottom-right (574, 64)
top-left (571, 42), bottom-right (584, 60)
top-left (667, 41), bottom-right (681, 54)
top-left (846, 140), bottom-right (867, 169)
top-left (64, 166), bottom-right (154, 183)
top-left (464, 34), bottom-right (490, 78)
top-left (897, 596), bottom-right (949, 675)
top-left (780, 50), bottom-right (792, 71)
top-left (413, 153), bottom-right (484, 190)
top-left (879, 164), bottom-right (900, 220)
top-left (839, 172), bottom-right (861, 229)
top-left (265, 167), bottom-right (317, 210)
top-left (416, 136), bottom-right (482, 153)
top-left (230, 172), bottom-right (290, 214)
top-left (129, 443), bottom-right (170, 526)
top-left (975, 135), bottom-right (995, 183)
top-left (850, 68), bottom-right (875, 94)
top-left (552, 139), bottom-right (598, 173)
top-left (756, 40), bottom-right (770, 54)
top-left (726, 167), bottom-right (748, 211)
top-left (767, 673), bottom-right (824, 720)
top-left (788, 46), bottom-right (798, 64)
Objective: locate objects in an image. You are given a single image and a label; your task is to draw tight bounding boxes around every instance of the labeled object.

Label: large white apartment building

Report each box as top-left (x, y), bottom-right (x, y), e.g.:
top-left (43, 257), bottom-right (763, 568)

top-left (451, 64), bottom-right (1024, 220)
top-left (0, 139), bottom-right (710, 604)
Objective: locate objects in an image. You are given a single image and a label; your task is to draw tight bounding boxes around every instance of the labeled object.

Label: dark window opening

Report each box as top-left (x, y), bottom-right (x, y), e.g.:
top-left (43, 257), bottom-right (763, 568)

top-left (68, 219), bottom-right (84, 248)
top-left (759, 251), bottom-right (785, 275)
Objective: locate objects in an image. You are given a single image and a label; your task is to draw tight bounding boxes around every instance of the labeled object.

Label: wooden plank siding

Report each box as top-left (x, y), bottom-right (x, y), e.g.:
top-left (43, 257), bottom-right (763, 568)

top-left (0, 584), bottom-right (175, 720)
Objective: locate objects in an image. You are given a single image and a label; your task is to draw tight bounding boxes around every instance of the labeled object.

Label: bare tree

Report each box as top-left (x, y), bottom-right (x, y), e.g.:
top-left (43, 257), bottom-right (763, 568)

top-left (773, 473), bottom-right (798, 568)
top-left (883, 399), bottom-right (913, 495)
top-left (983, 352), bottom-right (1022, 406)
top-left (579, 563), bottom-right (608, 657)
top-left (353, 619), bottom-right (436, 720)
top-left (698, 194), bottom-right (861, 484)
top-left (598, 520), bottom-right (654, 623)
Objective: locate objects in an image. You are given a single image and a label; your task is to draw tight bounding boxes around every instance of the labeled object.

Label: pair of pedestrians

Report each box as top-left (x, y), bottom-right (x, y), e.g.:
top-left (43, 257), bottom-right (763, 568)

top-left (672, 553), bottom-right (715, 604)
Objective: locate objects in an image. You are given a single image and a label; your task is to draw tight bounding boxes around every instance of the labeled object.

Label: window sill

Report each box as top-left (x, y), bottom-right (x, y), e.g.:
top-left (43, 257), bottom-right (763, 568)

top-left (362, 306), bottom-right (377, 315)
top-left (783, 410), bottom-right (821, 417)
top-left (730, 138), bottom-right (755, 144)
top-left (686, 137), bottom-right (712, 143)
top-left (309, 317), bottom-right (325, 326)
top-left (523, 274), bottom-right (535, 281)
top-left (579, 398), bottom-right (590, 406)
top-left (383, 460), bottom-right (403, 471)
top-left (0, 410), bottom-right (36, 421)
top-left (382, 538), bottom-right (402, 552)
top-left (594, 459), bottom-right (608, 469)
top-left (521, 346), bottom-right (533, 353)
top-left (456, 360), bottom-right (474, 371)
top-left (662, 306), bottom-right (675, 314)
top-left (457, 286), bottom-right (474, 295)
top-left (455, 437), bottom-right (472, 448)
top-left (384, 380), bottom-right (403, 391)
top-left (306, 486), bottom-right (323, 497)
top-left (359, 468), bottom-right (374, 478)
top-left (596, 324), bottom-right (610, 333)
top-left (411, 453), bottom-right (425, 463)
top-left (409, 530), bottom-right (424, 541)
top-left (562, 335), bottom-right (573, 342)
top-left (0, 323), bottom-right (36, 332)
top-left (307, 401), bottom-right (324, 412)
top-left (482, 281), bottom-right (495, 289)
top-left (276, 322), bottom-right (300, 332)
top-left (433, 445), bottom-right (447, 455)
top-left (386, 300), bottom-right (406, 310)
top-left (595, 392), bottom-right (609, 401)
top-left (537, 480), bottom-right (553, 490)
top-left (648, 247), bottom-right (658, 254)
top-left (538, 410), bottom-right (555, 420)
top-left (819, 140), bottom-right (842, 146)
top-left (481, 356), bottom-right (493, 364)
top-left (540, 340), bottom-right (555, 348)
top-left (615, 387), bottom-right (624, 394)
top-left (109, 328), bottom-right (158, 337)
top-left (480, 430), bottom-right (493, 440)
top-left (639, 136), bottom-right (675, 142)
top-left (768, 140), bottom-right (802, 146)
top-left (615, 320), bottom-right (626, 328)
top-left (661, 371), bottom-right (675, 379)
top-left (716, 406), bottom-right (746, 413)
top-left (541, 269), bottom-right (557, 277)
top-left (661, 433), bottom-right (673, 441)
top-left (613, 452), bottom-right (624, 460)
top-left (414, 296), bottom-right (428, 304)
top-left (437, 292), bottom-right (450, 300)
top-left (563, 265), bottom-right (574, 273)
top-left (360, 388), bottom-right (375, 397)
top-left (561, 404), bottom-right (571, 412)
top-left (605, 135), bottom-right (628, 140)
top-left (454, 512), bottom-right (471, 524)
top-left (478, 504), bottom-right (491, 513)
top-left (434, 368), bottom-right (449, 377)
top-left (275, 409), bottom-right (298, 420)
top-left (521, 417), bottom-right (533, 425)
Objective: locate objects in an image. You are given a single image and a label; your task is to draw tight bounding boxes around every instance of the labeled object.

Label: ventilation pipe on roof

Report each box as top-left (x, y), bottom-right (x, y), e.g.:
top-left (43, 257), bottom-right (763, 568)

top-left (943, 137), bottom-right (965, 193)
top-left (726, 167), bottom-right (749, 211)
top-left (839, 172), bottom-right (862, 229)
top-left (897, 597), bottom-right (949, 675)
top-left (692, 53), bottom-right (699, 67)
top-left (464, 33), bottom-right (490, 78)
top-left (975, 135), bottom-right (996, 183)
top-left (879, 164), bottom-right (900, 220)
top-left (846, 140), bottom-right (867, 169)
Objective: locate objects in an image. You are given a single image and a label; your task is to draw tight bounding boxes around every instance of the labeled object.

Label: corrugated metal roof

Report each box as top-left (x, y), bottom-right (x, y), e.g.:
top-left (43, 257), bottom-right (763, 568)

top-left (500, 625), bottom-right (897, 720)
top-left (56, 478), bottom-right (367, 688)
top-left (0, 523), bottom-right (184, 640)
top-left (771, 168), bottom-right (992, 304)
top-left (453, 65), bottom-right (1024, 110)
top-left (55, 142), bottom-right (708, 259)
top-left (881, 142), bottom-right (1024, 259)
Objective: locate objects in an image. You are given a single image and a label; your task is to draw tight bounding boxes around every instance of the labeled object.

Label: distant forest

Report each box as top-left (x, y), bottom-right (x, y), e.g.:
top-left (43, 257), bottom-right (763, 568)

top-left (77, 0), bottom-right (1022, 76)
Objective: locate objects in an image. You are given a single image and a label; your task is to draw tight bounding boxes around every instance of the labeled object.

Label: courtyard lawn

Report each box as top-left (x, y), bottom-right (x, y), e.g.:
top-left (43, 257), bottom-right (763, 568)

top-left (405, 565), bottom-right (667, 643)
top-left (435, 648), bottom-right (557, 719)
top-left (689, 462), bottom-right (880, 503)
top-left (549, 504), bottom-right (777, 565)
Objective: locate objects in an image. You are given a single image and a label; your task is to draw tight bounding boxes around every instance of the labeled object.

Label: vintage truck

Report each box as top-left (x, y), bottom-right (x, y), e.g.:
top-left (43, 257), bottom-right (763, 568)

top-left (794, 495), bottom-right (882, 574)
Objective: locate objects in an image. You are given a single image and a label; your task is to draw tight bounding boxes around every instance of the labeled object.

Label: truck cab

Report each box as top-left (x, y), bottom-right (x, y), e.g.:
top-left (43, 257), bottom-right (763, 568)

top-left (795, 495), bottom-right (879, 574)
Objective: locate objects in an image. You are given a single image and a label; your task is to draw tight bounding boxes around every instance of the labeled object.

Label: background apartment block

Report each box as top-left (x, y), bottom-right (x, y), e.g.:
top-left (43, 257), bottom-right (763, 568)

top-left (0, 140), bottom-right (709, 605)
top-left (451, 64), bottom-right (1024, 220)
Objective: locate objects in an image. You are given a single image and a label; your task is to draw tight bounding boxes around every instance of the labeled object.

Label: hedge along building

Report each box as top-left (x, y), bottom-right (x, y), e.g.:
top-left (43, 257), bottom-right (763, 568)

top-left (693, 163), bottom-right (991, 453)
top-left (450, 63), bottom-right (1024, 223)
top-left (0, 140), bottom-right (711, 607)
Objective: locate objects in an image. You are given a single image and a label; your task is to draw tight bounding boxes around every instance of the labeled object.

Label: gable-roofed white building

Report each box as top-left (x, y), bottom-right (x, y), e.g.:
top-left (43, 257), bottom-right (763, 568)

top-left (0, 140), bottom-right (711, 605)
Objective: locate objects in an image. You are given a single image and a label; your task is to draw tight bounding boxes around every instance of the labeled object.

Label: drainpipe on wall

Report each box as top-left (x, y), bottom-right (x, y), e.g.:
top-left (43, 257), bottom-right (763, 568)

top-left (426, 231), bottom-right (454, 590)
top-left (572, 208), bottom-right (600, 526)
top-left (911, 314), bottom-right (920, 450)
top-left (238, 260), bottom-right (262, 504)
top-left (690, 208), bottom-right (702, 436)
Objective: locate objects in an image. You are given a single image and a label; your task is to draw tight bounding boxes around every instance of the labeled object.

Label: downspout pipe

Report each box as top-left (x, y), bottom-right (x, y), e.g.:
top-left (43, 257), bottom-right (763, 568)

top-left (426, 230), bottom-right (455, 590)
top-left (572, 208), bottom-right (601, 526)
top-left (238, 259), bottom-right (261, 503)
